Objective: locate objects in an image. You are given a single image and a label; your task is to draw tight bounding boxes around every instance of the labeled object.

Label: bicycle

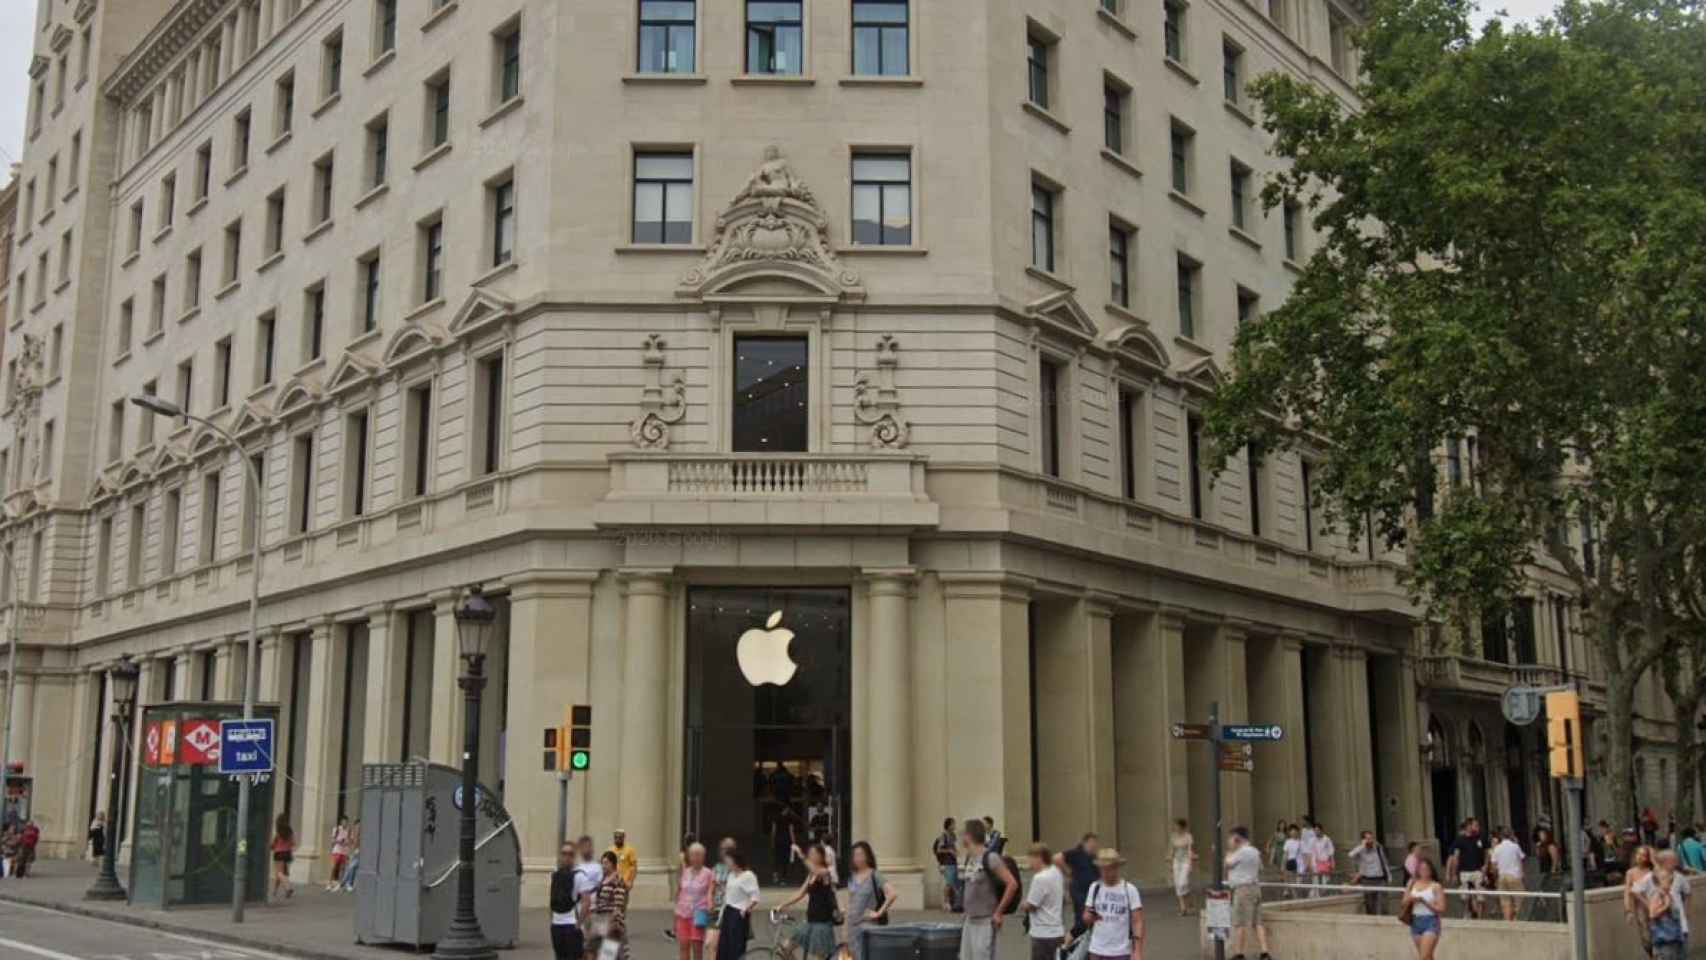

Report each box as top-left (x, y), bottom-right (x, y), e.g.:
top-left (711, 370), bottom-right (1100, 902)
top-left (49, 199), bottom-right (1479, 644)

top-left (745, 910), bottom-right (851, 960)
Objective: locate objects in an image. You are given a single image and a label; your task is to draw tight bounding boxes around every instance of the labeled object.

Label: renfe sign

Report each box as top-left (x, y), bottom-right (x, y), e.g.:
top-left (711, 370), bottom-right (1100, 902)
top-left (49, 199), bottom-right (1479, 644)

top-left (218, 719), bottom-right (276, 776)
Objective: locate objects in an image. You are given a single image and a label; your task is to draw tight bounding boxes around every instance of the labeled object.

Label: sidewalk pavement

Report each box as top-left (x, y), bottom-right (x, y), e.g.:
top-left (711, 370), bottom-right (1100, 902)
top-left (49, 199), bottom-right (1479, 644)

top-left (0, 859), bottom-right (1204, 960)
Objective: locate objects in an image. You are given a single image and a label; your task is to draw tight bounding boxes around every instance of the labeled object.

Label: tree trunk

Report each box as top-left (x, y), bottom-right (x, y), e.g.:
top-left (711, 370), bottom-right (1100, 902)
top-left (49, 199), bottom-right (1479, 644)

top-left (1675, 701), bottom-right (1699, 829)
top-left (1606, 674), bottom-right (1639, 826)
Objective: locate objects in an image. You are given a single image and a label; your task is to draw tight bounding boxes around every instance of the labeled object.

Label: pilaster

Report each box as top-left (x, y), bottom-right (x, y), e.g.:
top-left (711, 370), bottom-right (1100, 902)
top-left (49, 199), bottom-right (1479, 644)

top-left (617, 568), bottom-right (673, 893)
top-left (863, 567), bottom-right (920, 903)
top-left (428, 589), bottom-right (463, 766)
top-left (362, 604), bottom-right (403, 764)
top-left (940, 573), bottom-right (1035, 850)
top-left (296, 618), bottom-right (344, 873)
top-left (1114, 606), bottom-right (1188, 885)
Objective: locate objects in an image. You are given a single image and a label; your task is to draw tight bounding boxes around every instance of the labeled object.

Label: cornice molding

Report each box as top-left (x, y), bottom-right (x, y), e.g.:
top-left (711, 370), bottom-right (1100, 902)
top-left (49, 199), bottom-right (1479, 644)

top-left (104, 0), bottom-right (232, 105)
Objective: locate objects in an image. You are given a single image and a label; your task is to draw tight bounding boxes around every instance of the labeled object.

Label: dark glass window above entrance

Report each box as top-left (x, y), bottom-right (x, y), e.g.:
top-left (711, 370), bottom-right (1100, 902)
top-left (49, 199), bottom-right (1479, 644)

top-left (732, 336), bottom-right (809, 452)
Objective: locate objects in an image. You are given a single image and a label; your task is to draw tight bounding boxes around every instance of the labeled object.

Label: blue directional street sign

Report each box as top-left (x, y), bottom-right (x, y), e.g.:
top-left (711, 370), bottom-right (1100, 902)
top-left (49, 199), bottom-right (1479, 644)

top-left (218, 718), bottom-right (276, 775)
top-left (1222, 723), bottom-right (1285, 742)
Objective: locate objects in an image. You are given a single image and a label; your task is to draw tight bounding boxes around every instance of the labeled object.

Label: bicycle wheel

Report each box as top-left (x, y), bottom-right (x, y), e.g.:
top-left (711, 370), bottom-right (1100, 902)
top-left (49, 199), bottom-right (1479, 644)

top-left (744, 946), bottom-right (785, 960)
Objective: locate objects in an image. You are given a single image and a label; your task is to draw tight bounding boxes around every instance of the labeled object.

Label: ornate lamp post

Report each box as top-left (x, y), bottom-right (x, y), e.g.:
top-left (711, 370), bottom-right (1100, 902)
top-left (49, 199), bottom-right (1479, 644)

top-left (433, 586), bottom-right (498, 960)
top-left (85, 656), bottom-right (140, 900)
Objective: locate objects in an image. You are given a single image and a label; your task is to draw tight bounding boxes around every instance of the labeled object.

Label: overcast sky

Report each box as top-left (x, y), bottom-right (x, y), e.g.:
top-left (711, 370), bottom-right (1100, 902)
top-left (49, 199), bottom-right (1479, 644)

top-left (0, 0), bottom-right (1561, 181)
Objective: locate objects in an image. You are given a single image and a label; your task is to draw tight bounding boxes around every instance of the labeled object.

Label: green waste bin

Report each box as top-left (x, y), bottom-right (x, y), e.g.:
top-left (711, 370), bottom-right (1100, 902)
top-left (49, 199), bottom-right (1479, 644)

top-left (863, 924), bottom-right (963, 960)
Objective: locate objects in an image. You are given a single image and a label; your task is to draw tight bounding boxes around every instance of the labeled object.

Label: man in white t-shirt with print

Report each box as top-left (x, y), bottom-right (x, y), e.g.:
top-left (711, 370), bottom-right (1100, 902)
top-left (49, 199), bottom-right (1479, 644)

top-left (1081, 848), bottom-right (1144, 960)
top-left (1022, 844), bottom-right (1066, 960)
top-left (1490, 828), bottom-right (1526, 920)
top-left (1226, 827), bottom-right (1274, 960)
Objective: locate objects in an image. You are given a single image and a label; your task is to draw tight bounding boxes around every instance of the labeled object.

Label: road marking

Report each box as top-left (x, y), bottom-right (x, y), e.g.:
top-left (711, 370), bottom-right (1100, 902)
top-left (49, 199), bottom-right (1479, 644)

top-left (0, 934), bottom-right (86, 960)
top-left (0, 900), bottom-right (295, 960)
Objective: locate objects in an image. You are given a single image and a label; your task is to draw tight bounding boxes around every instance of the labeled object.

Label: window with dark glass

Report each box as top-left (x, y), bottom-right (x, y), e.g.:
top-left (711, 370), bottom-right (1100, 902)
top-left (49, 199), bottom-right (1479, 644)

top-left (345, 410), bottom-right (370, 517)
top-left (290, 433), bottom-right (314, 534)
top-left (1109, 223), bottom-right (1131, 308)
top-left (361, 254), bottom-right (381, 331)
top-left (747, 1), bottom-right (804, 75)
top-left (376, 0), bottom-right (398, 55)
top-left (257, 311), bottom-right (276, 385)
top-left (732, 336), bottom-right (809, 452)
top-left (1283, 201), bottom-right (1302, 260)
top-left (476, 353), bottom-right (504, 475)
top-left (851, 154), bottom-right (911, 246)
top-left (1176, 255), bottom-right (1198, 338)
top-left (427, 73), bottom-right (451, 148)
top-left (305, 285), bottom-right (325, 361)
top-left (1223, 39), bottom-right (1243, 102)
top-left (1031, 184), bottom-right (1055, 273)
top-left (639, 1), bottom-right (696, 74)
top-left (1186, 413), bottom-right (1206, 520)
top-left (1230, 160), bottom-right (1251, 230)
top-left (498, 26), bottom-right (522, 102)
top-left (633, 152), bottom-right (694, 244)
top-left (1119, 388), bottom-right (1139, 500)
top-left (1164, 0), bottom-right (1185, 61)
top-left (1300, 457), bottom-right (1316, 550)
top-left (421, 219), bottom-right (444, 301)
top-left (368, 114), bottom-right (390, 187)
top-left (1039, 358), bottom-right (1062, 477)
top-left (1246, 442), bottom-right (1264, 536)
top-left (1170, 122), bottom-right (1192, 193)
top-left (1237, 286), bottom-right (1259, 327)
top-left (492, 178), bottom-right (516, 266)
top-left (852, 0), bottom-right (908, 76)
top-left (405, 383), bottom-right (433, 497)
top-left (1027, 35), bottom-right (1050, 108)
top-left (1104, 83), bottom-right (1126, 153)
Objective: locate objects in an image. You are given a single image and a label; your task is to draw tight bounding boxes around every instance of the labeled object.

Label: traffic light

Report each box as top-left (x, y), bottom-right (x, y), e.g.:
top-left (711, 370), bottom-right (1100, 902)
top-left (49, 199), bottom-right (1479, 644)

top-left (1546, 690), bottom-right (1584, 779)
top-left (569, 705), bottom-right (592, 771)
top-left (543, 727), bottom-right (562, 772)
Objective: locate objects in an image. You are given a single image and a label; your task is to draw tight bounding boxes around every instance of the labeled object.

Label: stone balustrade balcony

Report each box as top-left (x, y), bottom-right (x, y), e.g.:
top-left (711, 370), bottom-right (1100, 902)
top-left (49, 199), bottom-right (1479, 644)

top-left (596, 452), bottom-right (939, 529)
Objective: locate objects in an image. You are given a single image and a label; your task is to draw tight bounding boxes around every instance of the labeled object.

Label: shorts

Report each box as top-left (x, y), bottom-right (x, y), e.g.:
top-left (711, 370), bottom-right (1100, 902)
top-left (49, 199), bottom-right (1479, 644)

top-left (552, 923), bottom-right (586, 960)
top-left (674, 915), bottom-right (706, 943)
top-left (959, 919), bottom-right (996, 960)
top-left (273, 851), bottom-right (293, 864)
top-left (1409, 914), bottom-right (1441, 938)
top-left (1496, 874), bottom-right (1524, 893)
top-left (1232, 885), bottom-right (1262, 928)
top-left (1458, 871), bottom-right (1484, 889)
top-left (1653, 941), bottom-right (1686, 960)
top-left (332, 854), bottom-right (349, 872)
top-left (1029, 936), bottom-right (1062, 960)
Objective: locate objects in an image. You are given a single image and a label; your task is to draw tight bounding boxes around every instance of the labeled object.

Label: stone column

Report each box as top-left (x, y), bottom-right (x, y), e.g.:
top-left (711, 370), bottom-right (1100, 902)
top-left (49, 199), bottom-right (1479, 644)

top-left (61, 671), bottom-right (99, 849)
top-left (428, 590), bottom-right (464, 766)
top-left (7, 669), bottom-right (35, 773)
top-left (617, 569), bottom-right (672, 898)
top-left (1247, 633), bottom-right (1310, 835)
top-left (296, 618), bottom-right (345, 874)
top-left (864, 569), bottom-right (920, 902)
top-left (1032, 594), bottom-right (1119, 851)
top-left (940, 574), bottom-right (1034, 848)
top-left (1113, 607), bottom-right (1188, 886)
top-left (1306, 640), bottom-right (1376, 842)
top-left (213, 640), bottom-right (236, 701)
top-left (1216, 621), bottom-right (1254, 831)
top-left (91, 668), bottom-right (116, 822)
top-left (254, 631), bottom-right (286, 822)
top-left (123, 658), bottom-right (158, 857)
top-left (362, 605), bottom-right (403, 764)
top-left (502, 572), bottom-right (597, 904)
top-left (185, 649), bottom-right (213, 702)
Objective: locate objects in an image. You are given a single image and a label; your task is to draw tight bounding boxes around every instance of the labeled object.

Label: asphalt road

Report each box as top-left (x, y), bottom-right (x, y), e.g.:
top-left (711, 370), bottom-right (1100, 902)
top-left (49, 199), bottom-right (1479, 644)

top-left (0, 900), bottom-right (296, 960)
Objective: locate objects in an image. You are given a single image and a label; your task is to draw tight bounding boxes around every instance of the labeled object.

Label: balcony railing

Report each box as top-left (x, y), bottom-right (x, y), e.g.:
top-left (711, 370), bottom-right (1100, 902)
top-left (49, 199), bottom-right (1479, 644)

top-left (667, 457), bottom-right (870, 494)
top-left (599, 452), bottom-right (938, 529)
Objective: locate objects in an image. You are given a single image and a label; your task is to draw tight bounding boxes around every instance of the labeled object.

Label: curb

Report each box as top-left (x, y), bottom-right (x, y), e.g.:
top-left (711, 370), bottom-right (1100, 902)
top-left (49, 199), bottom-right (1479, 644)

top-left (0, 890), bottom-right (362, 960)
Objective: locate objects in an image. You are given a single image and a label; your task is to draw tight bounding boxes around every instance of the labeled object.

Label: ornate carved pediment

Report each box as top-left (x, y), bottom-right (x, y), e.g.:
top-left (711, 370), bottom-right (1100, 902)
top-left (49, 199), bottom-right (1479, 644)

top-left (383, 321), bottom-right (450, 369)
top-left (1026, 290), bottom-right (1100, 343)
top-left (1105, 323), bottom-right (1172, 374)
top-left (275, 376), bottom-right (323, 419)
top-left (448, 289), bottom-right (515, 338)
top-left (326, 352), bottom-right (381, 398)
top-left (679, 146), bottom-right (863, 303)
top-left (230, 401), bottom-right (274, 440)
top-left (1178, 355), bottom-right (1228, 394)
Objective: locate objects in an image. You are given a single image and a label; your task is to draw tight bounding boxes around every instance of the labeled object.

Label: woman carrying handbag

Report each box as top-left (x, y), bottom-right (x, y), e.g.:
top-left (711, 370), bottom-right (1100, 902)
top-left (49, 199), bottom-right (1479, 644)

top-left (676, 842), bottom-right (716, 960)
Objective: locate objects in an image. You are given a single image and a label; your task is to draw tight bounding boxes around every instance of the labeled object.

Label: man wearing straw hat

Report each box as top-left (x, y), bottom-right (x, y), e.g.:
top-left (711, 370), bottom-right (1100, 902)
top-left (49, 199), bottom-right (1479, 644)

top-left (1081, 848), bottom-right (1145, 960)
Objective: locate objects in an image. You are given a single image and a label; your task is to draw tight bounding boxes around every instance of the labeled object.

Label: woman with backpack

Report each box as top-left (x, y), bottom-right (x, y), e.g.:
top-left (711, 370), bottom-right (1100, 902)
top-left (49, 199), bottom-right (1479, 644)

top-left (846, 841), bottom-right (895, 960)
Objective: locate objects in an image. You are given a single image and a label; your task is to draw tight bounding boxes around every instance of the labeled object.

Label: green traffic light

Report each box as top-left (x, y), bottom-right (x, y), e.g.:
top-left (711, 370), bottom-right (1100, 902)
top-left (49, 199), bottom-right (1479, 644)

top-left (571, 750), bottom-right (590, 771)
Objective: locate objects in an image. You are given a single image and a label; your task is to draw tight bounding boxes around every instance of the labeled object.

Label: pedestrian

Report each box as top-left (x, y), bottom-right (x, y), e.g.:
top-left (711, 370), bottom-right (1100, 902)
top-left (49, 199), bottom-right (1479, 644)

top-left (1679, 829), bottom-right (1706, 873)
top-left (1021, 843), bottom-right (1066, 960)
top-left (88, 812), bottom-right (106, 860)
top-left (16, 820), bottom-right (39, 878)
top-left (1640, 855), bottom-right (1687, 960)
top-left (958, 818), bottom-right (1019, 960)
top-left (1281, 825), bottom-right (1304, 898)
top-left (1445, 818), bottom-right (1488, 918)
top-left (1065, 832), bottom-right (1100, 937)
top-left (847, 841), bottom-right (896, 960)
top-left (270, 814), bottom-right (296, 900)
top-left (935, 818), bottom-right (962, 913)
top-left (705, 837), bottom-right (738, 957)
top-left (1297, 819), bottom-right (1318, 895)
top-left (1166, 819), bottom-right (1196, 916)
top-left (1403, 842), bottom-right (1421, 885)
top-left (1625, 844), bottom-right (1657, 956)
top-left (588, 850), bottom-right (632, 960)
top-left (551, 841), bottom-right (597, 960)
top-left (1266, 821), bottom-right (1288, 875)
top-left (1348, 831), bottom-right (1391, 915)
top-left (985, 817), bottom-right (1006, 856)
top-left (714, 847), bottom-right (761, 960)
top-left (1534, 827), bottom-right (1562, 877)
top-left (822, 832), bottom-right (841, 886)
top-left (667, 832), bottom-right (700, 942)
top-left (1081, 848), bottom-right (1144, 960)
top-left (326, 816), bottom-right (352, 890)
top-left (772, 807), bottom-right (802, 886)
top-left (0, 825), bottom-right (16, 878)
top-left (609, 829), bottom-right (639, 889)
top-left (1491, 827), bottom-right (1526, 920)
top-left (674, 842), bottom-right (715, 960)
top-left (1400, 858), bottom-right (1445, 960)
top-left (1225, 827), bottom-right (1272, 960)
top-left (338, 820), bottom-right (362, 892)
top-left (1310, 824), bottom-right (1336, 894)
top-left (776, 845), bottom-right (840, 960)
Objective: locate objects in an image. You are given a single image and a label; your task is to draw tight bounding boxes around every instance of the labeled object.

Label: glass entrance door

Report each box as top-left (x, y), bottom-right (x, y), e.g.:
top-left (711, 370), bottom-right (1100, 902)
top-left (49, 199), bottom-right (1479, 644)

top-left (684, 588), bottom-right (851, 883)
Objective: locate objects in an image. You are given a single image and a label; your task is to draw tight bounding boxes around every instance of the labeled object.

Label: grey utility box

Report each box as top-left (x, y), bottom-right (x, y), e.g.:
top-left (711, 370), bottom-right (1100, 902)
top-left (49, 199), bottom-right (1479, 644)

top-left (354, 761), bottom-right (522, 949)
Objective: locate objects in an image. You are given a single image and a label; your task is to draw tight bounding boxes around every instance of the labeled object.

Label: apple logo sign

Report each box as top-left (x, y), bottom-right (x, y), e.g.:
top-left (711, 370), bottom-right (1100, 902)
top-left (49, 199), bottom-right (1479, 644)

top-left (737, 611), bottom-right (799, 687)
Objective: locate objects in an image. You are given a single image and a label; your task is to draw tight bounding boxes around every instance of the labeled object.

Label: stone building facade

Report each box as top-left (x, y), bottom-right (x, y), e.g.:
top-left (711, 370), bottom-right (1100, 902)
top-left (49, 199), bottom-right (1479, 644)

top-left (0, 0), bottom-right (1676, 908)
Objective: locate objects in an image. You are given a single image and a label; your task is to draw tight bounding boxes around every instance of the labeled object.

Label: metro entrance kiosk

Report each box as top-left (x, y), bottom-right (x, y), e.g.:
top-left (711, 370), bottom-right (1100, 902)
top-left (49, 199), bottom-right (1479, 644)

top-left (128, 701), bottom-right (278, 909)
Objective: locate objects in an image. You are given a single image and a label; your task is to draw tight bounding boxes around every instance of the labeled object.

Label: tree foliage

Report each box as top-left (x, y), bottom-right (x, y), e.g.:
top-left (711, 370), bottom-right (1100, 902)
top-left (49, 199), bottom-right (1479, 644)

top-left (1203, 0), bottom-right (1706, 822)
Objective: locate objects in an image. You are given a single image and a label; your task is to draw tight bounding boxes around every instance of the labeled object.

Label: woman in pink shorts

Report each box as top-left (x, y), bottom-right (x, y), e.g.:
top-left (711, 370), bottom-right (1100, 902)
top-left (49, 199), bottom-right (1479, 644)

top-left (676, 842), bottom-right (715, 960)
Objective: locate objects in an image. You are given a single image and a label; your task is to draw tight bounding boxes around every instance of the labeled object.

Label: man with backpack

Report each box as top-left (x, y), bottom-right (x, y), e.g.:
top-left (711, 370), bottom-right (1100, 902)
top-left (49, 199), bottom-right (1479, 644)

top-left (959, 818), bottom-right (1019, 960)
top-left (1082, 849), bottom-right (1144, 960)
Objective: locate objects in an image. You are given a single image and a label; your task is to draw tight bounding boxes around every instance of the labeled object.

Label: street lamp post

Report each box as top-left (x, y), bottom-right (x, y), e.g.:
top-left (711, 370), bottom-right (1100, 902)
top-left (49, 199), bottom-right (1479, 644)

top-left (433, 586), bottom-right (498, 960)
top-left (85, 656), bottom-right (140, 900)
top-left (130, 395), bottom-right (265, 922)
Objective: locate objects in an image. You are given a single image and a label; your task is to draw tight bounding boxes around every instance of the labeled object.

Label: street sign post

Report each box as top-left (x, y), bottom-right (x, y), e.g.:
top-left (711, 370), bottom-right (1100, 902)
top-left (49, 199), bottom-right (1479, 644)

top-left (217, 719), bottom-right (275, 776)
top-left (1219, 742), bottom-right (1255, 773)
top-left (1171, 723), bottom-right (1213, 740)
top-left (1221, 724), bottom-right (1285, 742)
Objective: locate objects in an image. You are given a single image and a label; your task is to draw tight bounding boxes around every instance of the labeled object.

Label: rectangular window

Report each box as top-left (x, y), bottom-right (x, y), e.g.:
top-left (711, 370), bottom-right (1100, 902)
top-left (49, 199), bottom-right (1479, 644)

top-left (39, 421), bottom-right (54, 479)
top-left (185, 249), bottom-right (202, 311)
top-left (496, 21), bottom-right (522, 102)
top-left (1236, 286), bottom-right (1260, 327)
top-left (160, 173), bottom-right (177, 230)
top-left (1230, 160), bottom-right (1252, 230)
top-left (473, 353), bottom-right (504, 476)
top-left (1027, 34), bottom-right (1050, 108)
top-left (1109, 222), bottom-right (1132, 308)
top-left (376, 0), bottom-right (398, 56)
top-left (1445, 436), bottom-right (1463, 487)
top-left (425, 71), bottom-right (451, 149)
top-left (1176, 255), bottom-right (1199, 338)
top-left (1164, 0), bottom-right (1186, 62)
top-left (1187, 413), bottom-right (1206, 520)
top-left (490, 177), bottom-right (516, 266)
top-left (1038, 358), bottom-right (1062, 478)
top-left (632, 152), bottom-right (695, 244)
top-left (850, 153), bottom-right (911, 246)
top-left (732, 336), bottom-right (809, 452)
top-left (639, 0), bottom-right (696, 74)
top-left (129, 201), bottom-right (145, 254)
top-left (96, 517), bottom-right (113, 596)
top-left (360, 253), bottom-right (382, 331)
top-left (1300, 457), bottom-right (1316, 551)
top-left (366, 114), bottom-right (390, 188)
top-left (403, 382), bottom-right (434, 497)
top-left (1329, 10), bottom-right (1351, 75)
top-left (747, 0), bottom-right (803, 75)
top-left (79, 27), bottom-right (92, 84)
top-left (1170, 121), bottom-right (1194, 194)
top-left (224, 219), bottom-right (243, 284)
top-left (1223, 39), bottom-right (1246, 104)
top-left (195, 142), bottom-right (213, 201)
top-left (313, 154), bottom-right (335, 225)
top-left (28, 531), bottom-right (43, 602)
top-left (45, 159), bottom-right (57, 211)
top-left (128, 504), bottom-right (146, 587)
top-left (58, 230), bottom-right (73, 285)
top-left (118, 299), bottom-right (135, 355)
top-left (215, 337), bottom-right (233, 407)
top-left (305, 284), bottom-right (326, 361)
top-left (344, 410), bottom-right (371, 517)
top-left (149, 274), bottom-right (167, 335)
top-left (1283, 201), bottom-right (1303, 261)
top-left (1030, 184), bottom-right (1056, 273)
top-left (234, 109), bottom-right (252, 170)
top-left (853, 0), bottom-right (909, 76)
top-left (140, 381), bottom-right (158, 445)
top-left (68, 132), bottom-right (81, 192)
top-left (265, 188), bottom-right (287, 256)
top-left (322, 30), bottom-right (344, 99)
top-left (420, 217), bottom-right (445, 302)
top-left (242, 453), bottom-right (264, 551)
top-left (48, 325), bottom-right (62, 377)
top-left (200, 471), bottom-right (222, 563)
top-left (161, 489), bottom-right (181, 576)
top-left (1119, 388), bottom-right (1141, 500)
top-left (275, 71), bottom-right (295, 137)
top-left (290, 434), bottom-right (314, 534)
top-left (257, 312), bottom-right (277, 385)
top-left (1246, 443), bottom-right (1265, 537)
top-left (1103, 81), bottom-right (1127, 153)
top-left (108, 401), bottom-right (125, 463)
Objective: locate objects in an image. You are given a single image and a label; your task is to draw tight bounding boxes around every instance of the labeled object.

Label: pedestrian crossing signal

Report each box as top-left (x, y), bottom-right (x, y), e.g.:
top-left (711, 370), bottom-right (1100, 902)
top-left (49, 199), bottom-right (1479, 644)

top-left (1546, 691), bottom-right (1583, 779)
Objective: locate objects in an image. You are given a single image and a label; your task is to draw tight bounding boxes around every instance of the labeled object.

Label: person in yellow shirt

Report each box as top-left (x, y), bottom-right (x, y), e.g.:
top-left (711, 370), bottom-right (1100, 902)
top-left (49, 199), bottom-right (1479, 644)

top-left (609, 829), bottom-right (640, 888)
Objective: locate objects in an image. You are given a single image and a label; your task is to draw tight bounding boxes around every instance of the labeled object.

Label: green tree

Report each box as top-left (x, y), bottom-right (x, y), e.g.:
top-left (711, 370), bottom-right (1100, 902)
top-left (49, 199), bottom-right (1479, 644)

top-left (1204, 0), bottom-right (1706, 823)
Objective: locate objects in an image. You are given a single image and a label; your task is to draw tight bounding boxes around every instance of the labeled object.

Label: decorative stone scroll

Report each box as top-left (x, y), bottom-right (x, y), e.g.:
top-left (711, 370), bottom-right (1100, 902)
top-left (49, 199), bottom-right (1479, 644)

top-left (853, 334), bottom-right (910, 449)
top-left (629, 334), bottom-right (687, 450)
